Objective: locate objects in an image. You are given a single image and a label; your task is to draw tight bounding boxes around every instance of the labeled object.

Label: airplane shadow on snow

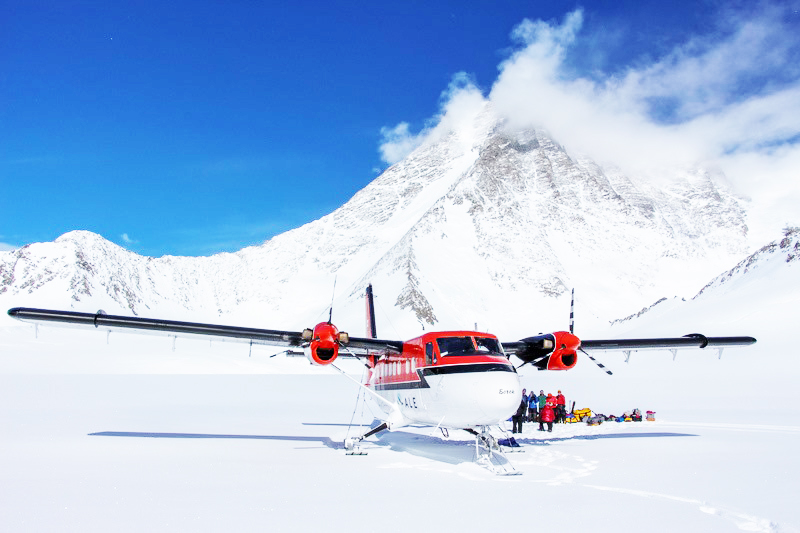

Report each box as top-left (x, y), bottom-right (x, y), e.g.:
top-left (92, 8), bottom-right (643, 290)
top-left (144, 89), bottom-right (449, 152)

top-left (369, 429), bottom-right (699, 466)
top-left (515, 431), bottom-right (698, 445)
top-left (89, 431), bottom-right (347, 450)
top-left (89, 424), bottom-right (697, 467)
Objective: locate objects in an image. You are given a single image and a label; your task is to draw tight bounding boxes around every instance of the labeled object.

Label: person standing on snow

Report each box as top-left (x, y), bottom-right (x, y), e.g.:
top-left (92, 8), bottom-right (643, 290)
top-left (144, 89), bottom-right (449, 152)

top-left (528, 389), bottom-right (539, 422)
top-left (539, 402), bottom-right (555, 432)
top-left (556, 390), bottom-right (566, 423)
top-left (512, 389), bottom-right (528, 433)
top-left (546, 393), bottom-right (556, 409)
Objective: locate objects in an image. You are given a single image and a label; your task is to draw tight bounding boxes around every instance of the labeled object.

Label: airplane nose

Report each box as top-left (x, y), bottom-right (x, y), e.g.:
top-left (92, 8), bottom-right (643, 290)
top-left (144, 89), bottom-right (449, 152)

top-left (475, 371), bottom-right (521, 422)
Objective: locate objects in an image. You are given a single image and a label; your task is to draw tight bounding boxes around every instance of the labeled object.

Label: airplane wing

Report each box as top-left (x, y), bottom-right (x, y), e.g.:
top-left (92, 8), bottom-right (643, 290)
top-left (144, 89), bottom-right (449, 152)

top-left (7, 307), bottom-right (403, 356)
top-left (579, 334), bottom-right (757, 351)
top-left (502, 331), bottom-right (756, 372)
top-left (502, 333), bottom-right (756, 357)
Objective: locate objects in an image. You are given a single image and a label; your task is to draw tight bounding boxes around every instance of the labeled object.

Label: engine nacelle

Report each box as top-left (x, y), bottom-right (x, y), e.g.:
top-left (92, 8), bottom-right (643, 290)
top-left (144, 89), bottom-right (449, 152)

top-left (546, 331), bottom-right (580, 370)
top-left (517, 331), bottom-right (580, 371)
top-left (302, 322), bottom-right (349, 366)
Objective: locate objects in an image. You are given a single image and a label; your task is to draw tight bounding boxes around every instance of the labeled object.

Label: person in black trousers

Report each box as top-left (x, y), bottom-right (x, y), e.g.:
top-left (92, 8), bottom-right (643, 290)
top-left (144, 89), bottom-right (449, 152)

top-left (512, 390), bottom-right (527, 433)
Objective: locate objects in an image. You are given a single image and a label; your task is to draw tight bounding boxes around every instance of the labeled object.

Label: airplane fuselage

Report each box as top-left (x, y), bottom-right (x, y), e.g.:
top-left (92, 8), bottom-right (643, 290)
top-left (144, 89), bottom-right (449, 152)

top-left (366, 331), bottom-right (521, 429)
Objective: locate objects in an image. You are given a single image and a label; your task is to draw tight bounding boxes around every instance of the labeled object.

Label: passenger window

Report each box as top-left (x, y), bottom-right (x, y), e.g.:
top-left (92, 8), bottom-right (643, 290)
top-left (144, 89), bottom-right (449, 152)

top-left (425, 343), bottom-right (433, 365)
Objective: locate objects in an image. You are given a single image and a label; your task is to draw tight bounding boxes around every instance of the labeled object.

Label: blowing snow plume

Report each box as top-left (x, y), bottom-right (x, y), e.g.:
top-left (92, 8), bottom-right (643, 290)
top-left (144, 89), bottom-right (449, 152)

top-left (381, 5), bottom-right (800, 245)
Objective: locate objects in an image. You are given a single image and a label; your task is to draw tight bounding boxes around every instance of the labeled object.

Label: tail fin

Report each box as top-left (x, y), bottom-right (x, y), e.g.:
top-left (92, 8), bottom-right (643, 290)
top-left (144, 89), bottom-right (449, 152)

top-left (365, 284), bottom-right (377, 339)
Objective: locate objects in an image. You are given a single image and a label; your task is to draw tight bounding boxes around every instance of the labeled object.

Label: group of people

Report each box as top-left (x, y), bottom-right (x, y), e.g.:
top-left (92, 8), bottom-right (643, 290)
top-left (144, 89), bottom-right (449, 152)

top-left (511, 388), bottom-right (567, 433)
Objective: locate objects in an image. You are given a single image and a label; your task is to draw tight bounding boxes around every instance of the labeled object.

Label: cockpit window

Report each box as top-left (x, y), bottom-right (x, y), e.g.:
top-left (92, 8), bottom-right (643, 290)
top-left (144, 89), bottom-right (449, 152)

top-left (436, 336), bottom-right (475, 356)
top-left (475, 336), bottom-right (502, 354)
top-left (435, 336), bottom-right (503, 356)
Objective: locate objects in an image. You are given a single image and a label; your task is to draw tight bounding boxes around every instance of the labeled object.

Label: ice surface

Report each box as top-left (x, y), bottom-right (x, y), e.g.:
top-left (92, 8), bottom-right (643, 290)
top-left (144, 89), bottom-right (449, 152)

top-left (2, 242), bottom-right (798, 531)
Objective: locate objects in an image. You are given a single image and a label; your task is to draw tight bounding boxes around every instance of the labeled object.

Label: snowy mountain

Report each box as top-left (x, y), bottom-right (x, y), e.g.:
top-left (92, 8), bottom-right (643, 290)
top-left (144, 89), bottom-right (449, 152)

top-left (1, 104), bottom-right (753, 336)
top-left (608, 226), bottom-right (799, 329)
top-left (695, 226), bottom-right (800, 298)
top-left (4, 113), bottom-right (799, 533)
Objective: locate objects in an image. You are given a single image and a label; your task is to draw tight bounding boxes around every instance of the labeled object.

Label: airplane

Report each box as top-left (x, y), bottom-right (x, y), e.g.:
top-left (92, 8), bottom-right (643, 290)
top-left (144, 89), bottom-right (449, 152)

top-left (7, 285), bottom-right (756, 474)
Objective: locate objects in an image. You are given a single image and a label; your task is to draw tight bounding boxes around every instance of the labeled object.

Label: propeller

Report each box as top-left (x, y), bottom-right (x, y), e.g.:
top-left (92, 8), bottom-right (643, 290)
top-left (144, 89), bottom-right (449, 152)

top-left (572, 289), bottom-right (613, 376)
top-left (328, 276), bottom-right (337, 324)
top-left (514, 353), bottom-right (551, 371)
top-left (580, 348), bottom-right (613, 375)
top-left (570, 288), bottom-right (575, 334)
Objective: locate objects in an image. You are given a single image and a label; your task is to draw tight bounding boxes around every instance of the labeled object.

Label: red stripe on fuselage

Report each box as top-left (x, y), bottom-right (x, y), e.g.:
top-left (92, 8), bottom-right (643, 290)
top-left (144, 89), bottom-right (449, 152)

top-left (365, 331), bottom-right (513, 389)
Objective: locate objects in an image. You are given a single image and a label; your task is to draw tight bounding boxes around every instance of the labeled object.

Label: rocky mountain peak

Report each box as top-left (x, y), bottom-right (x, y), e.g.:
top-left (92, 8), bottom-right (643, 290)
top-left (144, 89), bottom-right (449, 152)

top-left (1, 108), bottom-right (755, 333)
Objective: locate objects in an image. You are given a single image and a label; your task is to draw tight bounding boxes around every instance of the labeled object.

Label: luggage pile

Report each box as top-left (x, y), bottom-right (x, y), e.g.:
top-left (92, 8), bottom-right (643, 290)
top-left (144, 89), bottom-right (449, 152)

top-left (562, 407), bottom-right (652, 425)
top-left (586, 414), bottom-right (605, 426)
top-left (569, 408), bottom-right (592, 423)
top-left (613, 408), bottom-right (643, 422)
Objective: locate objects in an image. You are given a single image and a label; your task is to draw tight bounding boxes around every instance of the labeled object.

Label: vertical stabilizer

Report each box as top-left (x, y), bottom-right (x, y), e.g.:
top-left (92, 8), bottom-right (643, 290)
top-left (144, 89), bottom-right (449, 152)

top-left (365, 284), bottom-right (377, 339)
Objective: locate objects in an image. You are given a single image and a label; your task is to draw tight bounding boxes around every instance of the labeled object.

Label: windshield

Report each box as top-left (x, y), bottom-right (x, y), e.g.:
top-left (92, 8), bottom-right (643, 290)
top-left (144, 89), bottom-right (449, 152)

top-left (475, 336), bottom-right (502, 354)
top-left (436, 336), bottom-right (475, 356)
top-left (436, 336), bottom-right (502, 356)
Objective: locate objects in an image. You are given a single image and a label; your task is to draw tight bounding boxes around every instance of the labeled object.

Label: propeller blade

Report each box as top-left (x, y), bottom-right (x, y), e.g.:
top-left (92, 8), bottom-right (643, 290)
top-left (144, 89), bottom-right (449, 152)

top-left (569, 288), bottom-right (575, 335)
top-left (580, 348), bottom-right (613, 375)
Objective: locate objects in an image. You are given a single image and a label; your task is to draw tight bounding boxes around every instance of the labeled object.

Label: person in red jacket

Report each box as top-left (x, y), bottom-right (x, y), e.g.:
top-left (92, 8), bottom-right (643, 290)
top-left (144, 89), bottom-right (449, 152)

top-left (539, 403), bottom-right (555, 432)
top-left (555, 390), bottom-right (566, 423)
top-left (545, 393), bottom-right (556, 407)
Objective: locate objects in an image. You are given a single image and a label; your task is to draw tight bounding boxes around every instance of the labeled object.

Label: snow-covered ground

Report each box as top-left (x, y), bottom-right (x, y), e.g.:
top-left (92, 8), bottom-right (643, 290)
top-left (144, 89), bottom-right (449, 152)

top-left (1, 233), bottom-right (798, 532)
top-left (0, 367), bottom-right (797, 532)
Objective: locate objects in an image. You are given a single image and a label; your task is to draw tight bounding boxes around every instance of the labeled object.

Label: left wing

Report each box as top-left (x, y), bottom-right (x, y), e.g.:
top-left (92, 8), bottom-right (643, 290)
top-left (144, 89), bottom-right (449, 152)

top-left (580, 334), bottom-right (757, 352)
top-left (7, 307), bottom-right (403, 358)
top-left (503, 331), bottom-right (756, 372)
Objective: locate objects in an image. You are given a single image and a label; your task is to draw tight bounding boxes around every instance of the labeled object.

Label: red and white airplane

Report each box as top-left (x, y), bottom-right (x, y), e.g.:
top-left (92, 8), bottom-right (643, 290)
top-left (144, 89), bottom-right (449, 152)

top-left (7, 284), bottom-right (756, 471)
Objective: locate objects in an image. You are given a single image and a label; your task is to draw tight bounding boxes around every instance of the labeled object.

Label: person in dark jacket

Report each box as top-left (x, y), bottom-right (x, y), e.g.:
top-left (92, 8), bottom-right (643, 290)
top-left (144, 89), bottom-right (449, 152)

top-left (527, 389), bottom-right (539, 422)
top-left (512, 389), bottom-right (527, 433)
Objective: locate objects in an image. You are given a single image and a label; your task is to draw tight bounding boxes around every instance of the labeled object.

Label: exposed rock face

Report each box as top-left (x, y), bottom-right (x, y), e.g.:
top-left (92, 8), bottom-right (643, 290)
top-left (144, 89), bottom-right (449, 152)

top-left (1, 105), bottom-right (752, 331)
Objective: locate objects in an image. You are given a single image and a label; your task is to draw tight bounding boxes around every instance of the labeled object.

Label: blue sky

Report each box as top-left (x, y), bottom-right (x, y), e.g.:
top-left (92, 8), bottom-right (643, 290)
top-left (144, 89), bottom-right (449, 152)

top-left (2, 1), bottom-right (799, 256)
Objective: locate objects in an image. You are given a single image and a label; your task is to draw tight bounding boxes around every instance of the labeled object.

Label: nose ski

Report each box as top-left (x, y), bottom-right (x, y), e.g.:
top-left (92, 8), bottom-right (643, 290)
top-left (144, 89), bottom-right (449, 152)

top-left (466, 427), bottom-right (522, 476)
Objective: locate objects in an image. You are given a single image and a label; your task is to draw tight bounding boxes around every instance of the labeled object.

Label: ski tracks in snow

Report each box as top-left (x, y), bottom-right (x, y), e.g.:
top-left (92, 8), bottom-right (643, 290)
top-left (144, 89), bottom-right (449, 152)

top-left (511, 442), bottom-right (794, 532)
top-left (510, 421), bottom-right (800, 533)
top-left (582, 484), bottom-right (794, 533)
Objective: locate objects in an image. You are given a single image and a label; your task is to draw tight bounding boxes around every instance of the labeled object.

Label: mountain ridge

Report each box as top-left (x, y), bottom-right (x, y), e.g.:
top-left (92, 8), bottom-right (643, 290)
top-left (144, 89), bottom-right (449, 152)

top-left (1, 106), bottom-right (755, 335)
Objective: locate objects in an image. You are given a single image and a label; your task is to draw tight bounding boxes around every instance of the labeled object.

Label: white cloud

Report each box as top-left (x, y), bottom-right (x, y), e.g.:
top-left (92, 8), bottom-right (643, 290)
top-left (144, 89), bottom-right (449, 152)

top-left (378, 74), bottom-right (486, 165)
top-left (378, 122), bottom-right (423, 165)
top-left (486, 6), bottom-right (800, 242)
top-left (381, 5), bottom-right (800, 241)
top-left (120, 233), bottom-right (136, 245)
top-left (0, 242), bottom-right (17, 252)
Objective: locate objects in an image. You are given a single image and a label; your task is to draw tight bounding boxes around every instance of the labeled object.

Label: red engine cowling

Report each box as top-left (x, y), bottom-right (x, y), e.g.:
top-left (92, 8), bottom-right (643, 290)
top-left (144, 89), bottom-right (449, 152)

top-left (517, 331), bottom-right (580, 371)
top-left (546, 331), bottom-right (580, 370)
top-left (302, 322), bottom-right (349, 366)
